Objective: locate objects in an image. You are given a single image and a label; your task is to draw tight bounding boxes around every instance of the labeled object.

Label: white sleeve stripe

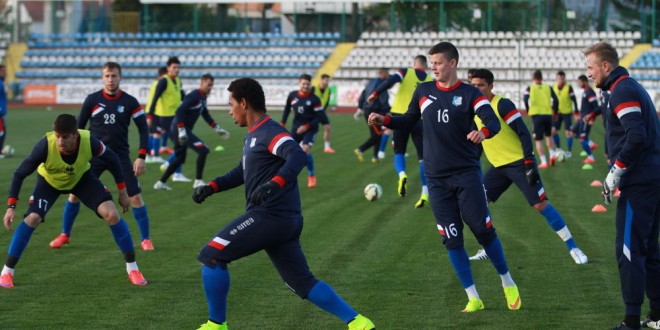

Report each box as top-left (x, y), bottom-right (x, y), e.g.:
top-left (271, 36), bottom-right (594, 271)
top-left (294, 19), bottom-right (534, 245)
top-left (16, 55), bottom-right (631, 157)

top-left (473, 99), bottom-right (490, 113)
top-left (271, 136), bottom-right (294, 155)
top-left (132, 109), bottom-right (145, 118)
top-left (394, 71), bottom-right (404, 80)
top-left (616, 107), bottom-right (641, 118)
top-left (505, 112), bottom-right (522, 124)
top-left (91, 108), bottom-right (104, 117)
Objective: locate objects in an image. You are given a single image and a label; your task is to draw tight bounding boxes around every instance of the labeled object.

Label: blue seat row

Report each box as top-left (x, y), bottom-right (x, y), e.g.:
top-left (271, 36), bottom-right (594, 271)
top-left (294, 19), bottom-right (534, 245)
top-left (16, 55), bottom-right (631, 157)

top-left (24, 49), bottom-right (329, 58)
top-left (16, 70), bottom-right (302, 79)
top-left (20, 60), bottom-right (323, 69)
top-left (27, 39), bottom-right (337, 49)
top-left (29, 31), bottom-right (341, 42)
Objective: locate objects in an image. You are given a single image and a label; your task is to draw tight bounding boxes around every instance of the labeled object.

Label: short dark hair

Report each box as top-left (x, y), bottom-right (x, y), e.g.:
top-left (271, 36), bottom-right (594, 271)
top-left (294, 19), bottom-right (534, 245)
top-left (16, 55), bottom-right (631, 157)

top-left (167, 56), bottom-right (180, 66)
top-left (414, 55), bottom-right (428, 67)
top-left (533, 70), bottom-right (543, 80)
top-left (53, 114), bottom-right (78, 133)
top-left (102, 61), bottom-right (122, 75)
top-left (471, 69), bottom-right (494, 85)
top-left (201, 73), bottom-right (214, 82)
top-left (320, 74), bottom-right (330, 80)
top-left (428, 42), bottom-right (459, 63)
top-left (556, 70), bottom-right (566, 77)
top-left (158, 66), bottom-right (167, 76)
top-left (578, 74), bottom-right (589, 82)
top-left (299, 74), bottom-right (312, 81)
top-left (227, 78), bottom-right (266, 113)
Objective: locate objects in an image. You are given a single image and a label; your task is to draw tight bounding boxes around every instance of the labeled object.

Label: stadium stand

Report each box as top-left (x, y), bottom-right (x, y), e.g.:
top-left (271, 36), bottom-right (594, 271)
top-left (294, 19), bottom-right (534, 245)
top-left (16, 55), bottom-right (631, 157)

top-left (630, 41), bottom-right (660, 90)
top-left (0, 32), bottom-right (10, 62)
top-left (334, 30), bottom-right (638, 105)
top-left (16, 31), bottom-right (339, 82)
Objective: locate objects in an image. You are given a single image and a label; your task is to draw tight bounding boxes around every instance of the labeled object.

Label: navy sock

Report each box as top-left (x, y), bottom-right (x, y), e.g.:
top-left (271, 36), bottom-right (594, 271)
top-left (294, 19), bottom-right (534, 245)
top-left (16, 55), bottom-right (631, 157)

top-left (540, 204), bottom-right (577, 250)
top-left (161, 134), bottom-right (169, 148)
top-left (447, 247), bottom-right (475, 288)
top-left (394, 153), bottom-right (406, 174)
top-left (61, 200), bottom-right (80, 236)
top-left (202, 265), bottom-right (229, 324)
top-left (307, 154), bottom-right (315, 176)
top-left (567, 136), bottom-right (573, 151)
top-left (152, 137), bottom-right (161, 156)
top-left (553, 134), bottom-right (560, 148)
top-left (132, 205), bottom-right (150, 240)
top-left (379, 133), bottom-right (389, 152)
top-left (483, 237), bottom-right (510, 275)
top-left (8, 222), bottom-right (35, 260)
top-left (109, 219), bottom-right (135, 254)
top-left (307, 281), bottom-right (358, 322)
top-left (581, 139), bottom-right (592, 156)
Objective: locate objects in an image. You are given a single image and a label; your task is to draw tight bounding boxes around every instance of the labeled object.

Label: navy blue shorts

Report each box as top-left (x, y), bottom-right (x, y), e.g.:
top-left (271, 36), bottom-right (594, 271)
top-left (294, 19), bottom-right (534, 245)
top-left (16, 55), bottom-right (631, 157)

top-left (531, 115), bottom-right (553, 140)
top-left (167, 129), bottom-right (209, 159)
top-left (291, 124), bottom-right (318, 146)
top-left (571, 120), bottom-right (592, 139)
top-left (483, 162), bottom-right (548, 206)
top-left (149, 115), bottom-right (163, 134)
top-left (27, 171), bottom-right (113, 220)
top-left (318, 111), bottom-right (330, 125)
top-left (197, 211), bottom-right (318, 298)
top-left (427, 171), bottom-right (497, 249)
top-left (553, 114), bottom-right (573, 131)
top-left (392, 117), bottom-right (423, 160)
top-left (90, 153), bottom-right (141, 197)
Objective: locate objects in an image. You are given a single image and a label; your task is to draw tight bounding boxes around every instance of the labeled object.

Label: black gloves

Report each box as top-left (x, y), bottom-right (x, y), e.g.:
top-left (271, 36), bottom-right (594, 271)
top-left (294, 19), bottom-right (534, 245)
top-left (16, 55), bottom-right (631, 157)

top-left (250, 181), bottom-right (280, 205)
top-left (524, 162), bottom-right (540, 185)
top-left (192, 185), bottom-right (214, 204)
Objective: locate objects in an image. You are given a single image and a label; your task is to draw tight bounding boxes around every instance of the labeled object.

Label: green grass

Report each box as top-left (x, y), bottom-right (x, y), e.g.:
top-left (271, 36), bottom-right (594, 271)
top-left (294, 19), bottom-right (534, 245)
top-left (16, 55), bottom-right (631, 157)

top-left (0, 108), bottom-right (637, 329)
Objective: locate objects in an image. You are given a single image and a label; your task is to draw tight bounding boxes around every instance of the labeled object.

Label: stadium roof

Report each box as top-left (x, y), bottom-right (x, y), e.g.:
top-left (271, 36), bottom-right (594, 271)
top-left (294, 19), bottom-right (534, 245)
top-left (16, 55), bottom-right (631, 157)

top-left (140, 0), bottom-right (392, 3)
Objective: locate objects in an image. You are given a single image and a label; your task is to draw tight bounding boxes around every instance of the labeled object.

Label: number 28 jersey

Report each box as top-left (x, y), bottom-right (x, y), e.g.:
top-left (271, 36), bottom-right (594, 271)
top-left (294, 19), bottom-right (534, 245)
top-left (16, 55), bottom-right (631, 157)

top-left (393, 80), bottom-right (500, 177)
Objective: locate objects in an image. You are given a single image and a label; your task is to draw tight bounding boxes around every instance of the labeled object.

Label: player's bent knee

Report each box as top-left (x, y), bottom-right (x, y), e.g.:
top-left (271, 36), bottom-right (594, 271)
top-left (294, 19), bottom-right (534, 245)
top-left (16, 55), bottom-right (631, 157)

top-left (533, 200), bottom-right (548, 212)
top-left (197, 248), bottom-right (228, 269)
top-left (68, 194), bottom-right (80, 203)
top-left (130, 194), bottom-right (144, 208)
top-left (24, 213), bottom-right (43, 228)
top-left (97, 201), bottom-right (120, 225)
top-left (475, 230), bottom-right (498, 246)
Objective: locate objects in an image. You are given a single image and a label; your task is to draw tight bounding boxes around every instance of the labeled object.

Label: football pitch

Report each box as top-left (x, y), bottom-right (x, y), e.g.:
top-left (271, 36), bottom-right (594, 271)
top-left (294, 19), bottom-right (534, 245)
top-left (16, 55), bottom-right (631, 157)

top-left (0, 108), bottom-right (635, 329)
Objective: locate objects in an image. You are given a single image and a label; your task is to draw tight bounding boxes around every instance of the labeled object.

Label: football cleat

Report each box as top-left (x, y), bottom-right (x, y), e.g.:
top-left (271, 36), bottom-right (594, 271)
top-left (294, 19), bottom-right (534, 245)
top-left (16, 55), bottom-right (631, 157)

top-left (324, 147), bottom-right (336, 154)
top-left (159, 162), bottom-right (170, 173)
top-left (354, 149), bottom-right (364, 162)
top-left (461, 297), bottom-right (484, 313)
top-left (415, 194), bottom-right (428, 208)
top-left (503, 285), bottom-right (521, 310)
top-left (0, 273), bottom-right (14, 288)
top-left (347, 314), bottom-right (375, 330)
top-left (538, 163), bottom-right (549, 169)
top-left (197, 320), bottom-right (228, 330)
top-left (469, 249), bottom-right (489, 261)
top-left (193, 179), bottom-right (206, 189)
top-left (590, 142), bottom-right (598, 151)
top-left (371, 157), bottom-right (379, 163)
top-left (49, 233), bottom-right (71, 249)
top-left (569, 248), bottom-right (588, 264)
top-left (565, 151), bottom-right (572, 158)
top-left (172, 173), bottom-right (192, 182)
top-left (642, 316), bottom-right (660, 329)
top-left (153, 181), bottom-right (173, 191)
top-left (398, 174), bottom-right (407, 197)
top-left (145, 155), bottom-right (166, 164)
top-left (549, 156), bottom-right (556, 166)
top-left (377, 151), bottom-right (386, 160)
top-left (141, 239), bottom-right (155, 251)
top-left (307, 175), bottom-right (316, 188)
top-left (159, 147), bottom-right (174, 155)
top-left (128, 270), bottom-right (148, 286)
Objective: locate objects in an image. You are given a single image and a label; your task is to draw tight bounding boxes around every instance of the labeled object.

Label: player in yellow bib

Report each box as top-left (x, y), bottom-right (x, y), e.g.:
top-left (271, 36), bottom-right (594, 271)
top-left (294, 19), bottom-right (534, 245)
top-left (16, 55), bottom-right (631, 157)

top-left (552, 71), bottom-right (578, 157)
top-left (1, 114), bottom-right (148, 288)
top-left (468, 69), bottom-right (587, 265)
top-left (312, 74), bottom-right (336, 153)
top-left (523, 70), bottom-right (560, 168)
top-left (367, 55), bottom-right (433, 208)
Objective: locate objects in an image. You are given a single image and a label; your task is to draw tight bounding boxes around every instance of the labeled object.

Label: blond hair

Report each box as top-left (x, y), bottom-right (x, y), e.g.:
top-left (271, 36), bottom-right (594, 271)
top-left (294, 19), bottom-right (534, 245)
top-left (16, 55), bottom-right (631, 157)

top-left (583, 42), bottom-right (619, 67)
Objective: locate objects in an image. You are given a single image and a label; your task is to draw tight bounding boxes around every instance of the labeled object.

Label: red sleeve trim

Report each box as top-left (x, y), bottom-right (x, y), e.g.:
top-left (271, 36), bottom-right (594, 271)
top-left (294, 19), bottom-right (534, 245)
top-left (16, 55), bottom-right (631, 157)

top-left (209, 181), bottom-right (219, 192)
top-left (209, 121), bottom-right (217, 127)
top-left (480, 127), bottom-right (491, 138)
top-left (304, 123), bottom-right (310, 130)
top-left (147, 114), bottom-right (153, 120)
top-left (271, 176), bottom-right (286, 188)
top-left (138, 148), bottom-right (147, 155)
top-left (267, 132), bottom-right (293, 154)
top-left (177, 122), bottom-right (185, 127)
top-left (613, 101), bottom-right (641, 115)
top-left (383, 115), bottom-right (391, 126)
top-left (131, 106), bottom-right (144, 115)
top-left (7, 197), bottom-right (17, 205)
top-left (524, 159), bottom-right (534, 165)
top-left (116, 182), bottom-right (126, 190)
top-left (370, 91), bottom-right (378, 98)
top-left (614, 160), bottom-right (627, 169)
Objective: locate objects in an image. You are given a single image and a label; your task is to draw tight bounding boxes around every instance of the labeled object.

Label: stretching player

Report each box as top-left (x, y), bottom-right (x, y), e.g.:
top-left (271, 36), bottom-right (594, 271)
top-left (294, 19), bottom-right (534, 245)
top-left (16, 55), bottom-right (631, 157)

top-left (281, 74), bottom-right (322, 188)
top-left (468, 69), bottom-right (587, 264)
top-left (584, 42), bottom-right (660, 330)
top-left (50, 61), bottom-right (154, 251)
top-left (1, 114), bottom-right (147, 288)
top-left (355, 68), bottom-right (390, 162)
top-left (552, 71), bottom-right (578, 156)
top-left (524, 70), bottom-right (560, 168)
top-left (193, 77), bottom-right (374, 330)
top-left (367, 55), bottom-right (433, 208)
top-left (154, 74), bottom-right (229, 190)
top-left (369, 42), bottom-right (521, 313)
top-left (312, 74), bottom-right (336, 153)
top-left (574, 75), bottom-right (599, 165)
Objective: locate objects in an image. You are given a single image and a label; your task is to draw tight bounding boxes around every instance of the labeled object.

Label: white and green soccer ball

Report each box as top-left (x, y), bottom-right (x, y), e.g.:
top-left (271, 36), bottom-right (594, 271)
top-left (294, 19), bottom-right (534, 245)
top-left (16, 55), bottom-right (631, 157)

top-left (554, 149), bottom-right (566, 163)
top-left (2, 145), bottom-right (14, 157)
top-left (364, 183), bottom-right (383, 202)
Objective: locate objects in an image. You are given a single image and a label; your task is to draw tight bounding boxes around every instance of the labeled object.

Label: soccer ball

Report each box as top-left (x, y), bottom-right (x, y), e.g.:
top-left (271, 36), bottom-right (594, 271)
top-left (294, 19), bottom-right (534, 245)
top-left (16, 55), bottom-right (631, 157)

top-left (554, 149), bottom-right (566, 163)
top-left (364, 183), bottom-right (383, 201)
top-left (2, 145), bottom-right (14, 157)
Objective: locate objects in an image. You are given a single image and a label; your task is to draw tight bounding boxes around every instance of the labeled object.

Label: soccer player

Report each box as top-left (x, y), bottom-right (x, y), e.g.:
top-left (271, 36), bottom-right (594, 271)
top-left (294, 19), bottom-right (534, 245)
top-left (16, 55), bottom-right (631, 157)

top-left (552, 71), bottom-right (578, 157)
top-left (145, 66), bottom-right (167, 163)
top-left (584, 42), bottom-right (660, 330)
top-left (468, 69), bottom-right (588, 264)
top-left (312, 73), bottom-right (335, 153)
top-left (154, 73), bottom-right (229, 191)
top-left (369, 42), bottom-right (521, 313)
top-left (574, 74), bottom-right (599, 165)
top-left (367, 55), bottom-right (433, 208)
top-left (354, 68), bottom-right (390, 163)
top-left (192, 77), bottom-right (375, 330)
top-left (50, 61), bottom-right (155, 251)
top-left (0, 64), bottom-right (7, 158)
top-left (281, 74), bottom-right (322, 188)
top-left (1, 114), bottom-right (147, 288)
top-left (523, 70), bottom-right (560, 168)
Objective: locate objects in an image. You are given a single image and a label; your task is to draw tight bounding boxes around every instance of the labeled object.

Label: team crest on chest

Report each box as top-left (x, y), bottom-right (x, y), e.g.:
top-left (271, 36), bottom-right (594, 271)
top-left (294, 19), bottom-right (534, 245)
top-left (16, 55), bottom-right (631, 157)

top-left (452, 96), bottom-right (462, 106)
top-left (250, 137), bottom-right (257, 148)
top-left (117, 105), bottom-right (124, 113)
top-left (306, 100), bottom-right (311, 106)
